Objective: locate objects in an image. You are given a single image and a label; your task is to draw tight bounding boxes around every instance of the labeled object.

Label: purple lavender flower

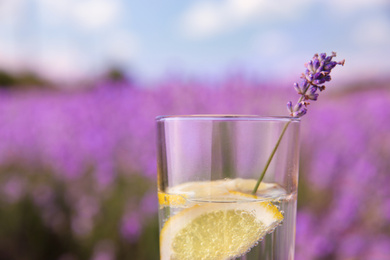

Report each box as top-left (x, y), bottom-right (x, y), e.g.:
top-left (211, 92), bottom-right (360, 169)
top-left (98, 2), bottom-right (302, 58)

top-left (287, 52), bottom-right (345, 117)
top-left (254, 53), bottom-right (345, 194)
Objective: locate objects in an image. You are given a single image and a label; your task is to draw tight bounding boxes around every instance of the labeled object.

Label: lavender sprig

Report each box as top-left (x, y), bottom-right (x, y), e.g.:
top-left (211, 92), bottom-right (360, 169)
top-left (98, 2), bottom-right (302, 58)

top-left (252, 52), bottom-right (344, 195)
top-left (287, 52), bottom-right (345, 117)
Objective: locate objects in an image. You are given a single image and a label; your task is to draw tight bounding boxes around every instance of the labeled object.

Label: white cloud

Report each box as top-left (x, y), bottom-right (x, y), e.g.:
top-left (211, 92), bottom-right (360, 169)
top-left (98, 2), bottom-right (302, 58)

top-left (225, 0), bottom-right (263, 20)
top-left (180, 2), bottom-right (226, 38)
top-left (72, 0), bottom-right (121, 31)
top-left (180, 0), bottom-right (310, 39)
top-left (36, 0), bottom-right (121, 31)
top-left (180, 0), bottom-right (390, 39)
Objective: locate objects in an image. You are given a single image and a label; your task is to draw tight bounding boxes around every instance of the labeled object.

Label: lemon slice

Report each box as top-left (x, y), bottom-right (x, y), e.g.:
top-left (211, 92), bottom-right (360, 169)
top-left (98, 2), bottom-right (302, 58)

top-left (159, 178), bottom-right (279, 207)
top-left (158, 192), bottom-right (187, 207)
top-left (160, 193), bottom-right (283, 260)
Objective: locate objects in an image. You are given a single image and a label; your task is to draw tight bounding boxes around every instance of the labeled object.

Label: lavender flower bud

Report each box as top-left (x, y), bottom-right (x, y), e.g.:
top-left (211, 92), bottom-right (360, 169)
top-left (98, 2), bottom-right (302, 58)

top-left (313, 59), bottom-right (320, 71)
top-left (288, 100), bottom-right (307, 117)
top-left (324, 74), bottom-right (331, 82)
top-left (287, 101), bottom-right (293, 113)
top-left (297, 108), bottom-right (307, 117)
top-left (293, 83), bottom-right (302, 94)
top-left (292, 107), bottom-right (307, 117)
top-left (306, 73), bottom-right (313, 82)
top-left (314, 78), bottom-right (326, 85)
top-left (306, 60), bottom-right (314, 72)
top-left (313, 72), bottom-right (323, 81)
top-left (325, 56), bottom-right (332, 63)
top-left (305, 87), bottom-right (319, 101)
top-left (294, 102), bottom-right (303, 111)
top-left (302, 80), bottom-right (310, 88)
top-left (323, 61), bottom-right (337, 72)
top-left (318, 85), bottom-right (326, 91)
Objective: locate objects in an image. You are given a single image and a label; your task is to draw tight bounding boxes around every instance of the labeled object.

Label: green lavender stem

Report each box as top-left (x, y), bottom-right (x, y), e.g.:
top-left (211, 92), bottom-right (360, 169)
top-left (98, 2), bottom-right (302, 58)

top-left (251, 52), bottom-right (344, 195)
top-left (251, 121), bottom-right (291, 195)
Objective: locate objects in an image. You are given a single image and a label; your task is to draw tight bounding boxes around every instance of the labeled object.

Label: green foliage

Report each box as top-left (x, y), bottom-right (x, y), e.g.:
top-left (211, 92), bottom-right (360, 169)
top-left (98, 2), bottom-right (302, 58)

top-left (0, 165), bottom-right (159, 259)
top-left (0, 70), bottom-right (49, 88)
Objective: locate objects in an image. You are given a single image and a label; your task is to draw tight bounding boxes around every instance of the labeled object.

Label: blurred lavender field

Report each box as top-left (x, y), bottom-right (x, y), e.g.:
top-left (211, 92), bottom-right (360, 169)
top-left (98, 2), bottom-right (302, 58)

top-left (0, 78), bottom-right (389, 260)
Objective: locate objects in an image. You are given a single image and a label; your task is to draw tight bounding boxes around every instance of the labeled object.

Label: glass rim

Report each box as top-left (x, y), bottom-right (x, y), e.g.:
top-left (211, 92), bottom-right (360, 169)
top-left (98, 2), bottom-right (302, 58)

top-left (156, 114), bottom-right (301, 122)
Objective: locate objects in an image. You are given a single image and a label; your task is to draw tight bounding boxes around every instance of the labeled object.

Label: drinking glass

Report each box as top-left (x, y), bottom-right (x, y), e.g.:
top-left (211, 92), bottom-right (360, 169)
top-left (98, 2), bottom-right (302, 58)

top-left (156, 115), bottom-right (300, 260)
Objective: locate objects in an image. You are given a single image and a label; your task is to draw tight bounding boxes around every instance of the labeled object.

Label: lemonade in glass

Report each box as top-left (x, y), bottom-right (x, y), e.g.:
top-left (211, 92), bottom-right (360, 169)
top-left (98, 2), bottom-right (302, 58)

top-left (156, 115), bottom-right (300, 260)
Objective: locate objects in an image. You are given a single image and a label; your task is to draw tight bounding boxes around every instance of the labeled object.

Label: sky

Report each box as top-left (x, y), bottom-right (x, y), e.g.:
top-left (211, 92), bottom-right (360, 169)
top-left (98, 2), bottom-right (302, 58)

top-left (0, 0), bottom-right (389, 85)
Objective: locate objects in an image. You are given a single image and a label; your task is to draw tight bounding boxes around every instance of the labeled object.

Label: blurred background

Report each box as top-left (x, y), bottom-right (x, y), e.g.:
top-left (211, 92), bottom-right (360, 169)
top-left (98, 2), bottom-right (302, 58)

top-left (0, 0), bottom-right (389, 259)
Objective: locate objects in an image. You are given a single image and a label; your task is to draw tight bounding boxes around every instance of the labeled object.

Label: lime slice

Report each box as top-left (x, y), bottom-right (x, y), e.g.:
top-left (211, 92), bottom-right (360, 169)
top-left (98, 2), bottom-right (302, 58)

top-left (160, 192), bottom-right (283, 260)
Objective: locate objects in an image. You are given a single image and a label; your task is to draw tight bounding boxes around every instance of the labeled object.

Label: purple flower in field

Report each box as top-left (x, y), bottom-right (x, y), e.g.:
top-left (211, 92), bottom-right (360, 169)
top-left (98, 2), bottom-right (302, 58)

top-left (287, 52), bottom-right (345, 117)
top-left (121, 212), bottom-right (142, 243)
top-left (91, 240), bottom-right (115, 260)
top-left (1, 176), bottom-right (26, 203)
